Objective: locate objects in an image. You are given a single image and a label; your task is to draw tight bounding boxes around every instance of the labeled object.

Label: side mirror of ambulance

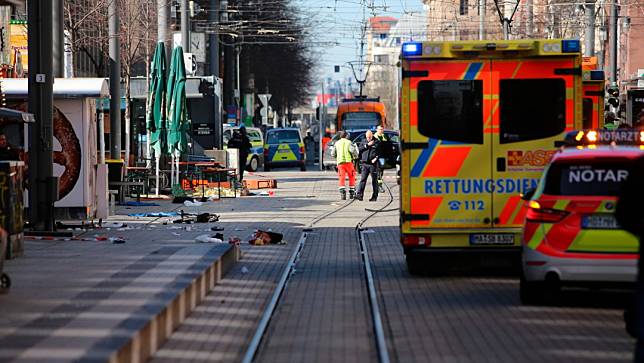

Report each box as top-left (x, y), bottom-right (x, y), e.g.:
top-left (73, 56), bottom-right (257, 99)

top-left (521, 188), bottom-right (536, 201)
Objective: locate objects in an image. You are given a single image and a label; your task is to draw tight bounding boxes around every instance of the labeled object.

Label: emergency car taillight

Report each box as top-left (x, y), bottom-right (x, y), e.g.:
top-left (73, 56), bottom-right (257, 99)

top-left (525, 201), bottom-right (569, 223)
top-left (300, 146), bottom-right (305, 154)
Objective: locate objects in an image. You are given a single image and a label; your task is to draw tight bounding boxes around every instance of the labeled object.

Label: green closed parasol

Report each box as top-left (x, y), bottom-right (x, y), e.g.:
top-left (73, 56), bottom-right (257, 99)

top-left (146, 42), bottom-right (167, 157)
top-left (166, 46), bottom-right (188, 156)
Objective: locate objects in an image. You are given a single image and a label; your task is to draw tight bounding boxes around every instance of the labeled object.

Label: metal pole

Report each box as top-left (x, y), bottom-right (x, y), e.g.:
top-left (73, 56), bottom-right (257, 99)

top-left (584, 0), bottom-right (596, 57)
top-left (319, 82), bottom-right (325, 171)
top-left (52, 0), bottom-right (64, 77)
top-left (158, 0), bottom-right (168, 43)
top-left (181, 0), bottom-right (190, 52)
top-left (609, 0), bottom-right (618, 85)
top-left (209, 0), bottom-right (220, 77)
top-left (479, 0), bottom-right (486, 40)
top-left (526, 0), bottom-right (534, 37)
top-left (109, 0), bottom-right (121, 160)
top-left (28, 0), bottom-right (54, 231)
top-left (236, 46), bottom-right (240, 123)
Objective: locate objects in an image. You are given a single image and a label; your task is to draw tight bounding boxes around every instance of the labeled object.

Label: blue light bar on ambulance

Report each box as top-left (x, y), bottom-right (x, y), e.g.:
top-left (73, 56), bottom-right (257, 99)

top-left (562, 39), bottom-right (581, 53)
top-left (402, 42), bottom-right (422, 56)
top-left (565, 129), bottom-right (644, 146)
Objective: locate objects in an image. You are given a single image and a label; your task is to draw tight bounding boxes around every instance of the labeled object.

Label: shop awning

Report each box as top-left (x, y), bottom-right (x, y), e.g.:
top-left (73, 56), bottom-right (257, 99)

top-left (0, 78), bottom-right (110, 99)
top-left (0, 107), bottom-right (34, 123)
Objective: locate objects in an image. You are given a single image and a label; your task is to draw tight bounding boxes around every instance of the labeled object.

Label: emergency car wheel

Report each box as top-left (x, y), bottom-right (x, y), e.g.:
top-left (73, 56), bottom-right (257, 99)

top-left (247, 156), bottom-right (259, 172)
top-left (520, 274), bottom-right (560, 305)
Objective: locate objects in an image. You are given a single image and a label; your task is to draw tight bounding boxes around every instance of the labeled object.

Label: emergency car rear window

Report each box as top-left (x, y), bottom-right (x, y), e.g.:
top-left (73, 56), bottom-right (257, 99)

top-left (499, 79), bottom-right (566, 144)
top-left (267, 130), bottom-right (301, 144)
top-left (417, 80), bottom-right (483, 144)
top-left (543, 160), bottom-right (634, 196)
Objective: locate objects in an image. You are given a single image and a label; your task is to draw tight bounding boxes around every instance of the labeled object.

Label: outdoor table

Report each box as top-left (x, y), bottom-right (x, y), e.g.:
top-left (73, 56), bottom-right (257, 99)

top-left (200, 167), bottom-right (238, 199)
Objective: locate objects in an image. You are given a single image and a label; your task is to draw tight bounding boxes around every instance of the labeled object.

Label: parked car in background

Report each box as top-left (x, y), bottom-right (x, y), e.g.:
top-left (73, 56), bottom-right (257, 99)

top-left (263, 128), bottom-right (306, 171)
top-left (323, 129), bottom-right (400, 170)
top-left (223, 126), bottom-right (264, 172)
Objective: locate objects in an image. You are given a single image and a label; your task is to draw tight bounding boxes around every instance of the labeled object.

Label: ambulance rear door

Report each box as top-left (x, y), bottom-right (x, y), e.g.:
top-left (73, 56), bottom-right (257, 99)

top-left (404, 59), bottom-right (493, 231)
top-left (490, 57), bottom-right (579, 231)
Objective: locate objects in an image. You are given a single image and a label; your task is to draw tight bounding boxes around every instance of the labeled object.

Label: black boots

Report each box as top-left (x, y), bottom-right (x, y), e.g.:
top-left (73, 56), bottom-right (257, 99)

top-left (340, 189), bottom-right (347, 200)
top-left (349, 189), bottom-right (355, 199)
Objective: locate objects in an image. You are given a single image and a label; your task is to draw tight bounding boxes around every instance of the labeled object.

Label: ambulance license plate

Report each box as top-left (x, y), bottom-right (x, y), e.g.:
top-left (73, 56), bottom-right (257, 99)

top-left (469, 234), bottom-right (515, 245)
top-left (582, 215), bottom-right (619, 229)
top-left (278, 149), bottom-right (290, 153)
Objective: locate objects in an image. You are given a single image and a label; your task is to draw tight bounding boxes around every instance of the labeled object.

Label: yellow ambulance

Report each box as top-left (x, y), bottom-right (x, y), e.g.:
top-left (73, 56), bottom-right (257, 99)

top-left (399, 39), bottom-right (584, 274)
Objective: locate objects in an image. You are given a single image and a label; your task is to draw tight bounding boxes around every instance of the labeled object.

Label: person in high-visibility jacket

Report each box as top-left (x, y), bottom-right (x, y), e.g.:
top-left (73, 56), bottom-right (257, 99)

top-left (374, 125), bottom-right (388, 193)
top-left (332, 131), bottom-right (357, 200)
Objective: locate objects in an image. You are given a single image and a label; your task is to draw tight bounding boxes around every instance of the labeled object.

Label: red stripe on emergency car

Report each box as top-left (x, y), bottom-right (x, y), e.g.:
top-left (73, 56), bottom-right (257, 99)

top-left (512, 204), bottom-right (528, 225)
top-left (422, 147), bottom-right (470, 177)
top-left (498, 195), bottom-right (521, 225)
top-left (411, 196), bottom-right (443, 226)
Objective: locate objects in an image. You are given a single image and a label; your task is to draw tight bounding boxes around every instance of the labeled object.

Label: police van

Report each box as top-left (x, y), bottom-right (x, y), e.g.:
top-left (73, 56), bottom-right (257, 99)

top-left (399, 39), bottom-right (584, 274)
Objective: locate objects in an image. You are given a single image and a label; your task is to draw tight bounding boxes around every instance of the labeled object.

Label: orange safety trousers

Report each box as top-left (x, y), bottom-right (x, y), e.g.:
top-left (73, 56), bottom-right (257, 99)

top-left (337, 162), bottom-right (356, 188)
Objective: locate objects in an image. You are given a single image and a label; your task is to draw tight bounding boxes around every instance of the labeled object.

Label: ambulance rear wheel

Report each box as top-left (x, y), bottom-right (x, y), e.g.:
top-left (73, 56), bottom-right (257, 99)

top-left (406, 253), bottom-right (426, 276)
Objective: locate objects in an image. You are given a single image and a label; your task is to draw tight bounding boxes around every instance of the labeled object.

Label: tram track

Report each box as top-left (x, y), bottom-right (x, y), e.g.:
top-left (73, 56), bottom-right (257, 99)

top-left (241, 181), bottom-right (396, 363)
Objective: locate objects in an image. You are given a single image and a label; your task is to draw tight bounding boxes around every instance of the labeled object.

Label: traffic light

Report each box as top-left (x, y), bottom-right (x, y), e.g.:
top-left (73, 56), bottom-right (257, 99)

top-left (607, 86), bottom-right (620, 108)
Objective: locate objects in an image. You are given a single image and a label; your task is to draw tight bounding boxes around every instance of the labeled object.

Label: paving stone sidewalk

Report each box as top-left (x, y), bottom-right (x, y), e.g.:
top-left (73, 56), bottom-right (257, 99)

top-left (0, 170), bottom-right (338, 363)
top-left (362, 184), bottom-right (635, 363)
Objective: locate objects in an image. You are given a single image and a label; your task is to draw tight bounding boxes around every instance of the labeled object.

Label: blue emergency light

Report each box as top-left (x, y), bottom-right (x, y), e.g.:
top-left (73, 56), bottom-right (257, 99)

top-left (562, 39), bottom-right (581, 53)
top-left (402, 42), bottom-right (422, 56)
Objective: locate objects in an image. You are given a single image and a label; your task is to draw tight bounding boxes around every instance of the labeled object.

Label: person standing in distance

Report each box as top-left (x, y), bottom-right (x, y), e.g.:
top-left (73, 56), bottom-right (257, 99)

top-left (332, 131), bottom-right (357, 200)
top-left (374, 125), bottom-right (389, 193)
top-left (355, 130), bottom-right (380, 202)
top-left (227, 126), bottom-right (252, 184)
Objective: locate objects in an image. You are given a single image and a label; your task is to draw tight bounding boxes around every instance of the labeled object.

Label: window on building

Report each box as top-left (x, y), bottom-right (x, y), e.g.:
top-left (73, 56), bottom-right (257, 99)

top-left (460, 0), bottom-right (469, 15)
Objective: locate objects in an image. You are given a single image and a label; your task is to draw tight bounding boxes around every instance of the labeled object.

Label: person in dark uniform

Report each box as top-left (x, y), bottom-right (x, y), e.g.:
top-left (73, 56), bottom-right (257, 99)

top-left (616, 155), bottom-right (644, 360)
top-left (228, 126), bottom-right (252, 183)
top-left (0, 132), bottom-right (19, 160)
top-left (355, 130), bottom-right (380, 202)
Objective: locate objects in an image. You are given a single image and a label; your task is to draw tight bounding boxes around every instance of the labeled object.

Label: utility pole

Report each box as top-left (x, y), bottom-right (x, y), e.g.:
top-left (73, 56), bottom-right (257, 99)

top-left (28, 0), bottom-right (55, 231)
top-left (181, 0), bottom-right (190, 52)
top-left (158, 0), bottom-right (169, 45)
top-left (319, 82), bottom-right (325, 171)
top-left (526, 0), bottom-right (534, 37)
top-left (609, 0), bottom-right (619, 85)
top-left (235, 46), bottom-right (241, 123)
top-left (209, 0), bottom-right (220, 77)
top-left (52, 0), bottom-right (64, 77)
top-left (479, 0), bottom-right (486, 40)
top-left (584, 0), bottom-right (596, 57)
top-left (109, 0), bottom-right (121, 160)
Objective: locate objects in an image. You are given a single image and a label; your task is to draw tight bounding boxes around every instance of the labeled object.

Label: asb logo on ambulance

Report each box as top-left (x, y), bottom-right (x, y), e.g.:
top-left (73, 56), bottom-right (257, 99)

top-left (507, 150), bottom-right (557, 169)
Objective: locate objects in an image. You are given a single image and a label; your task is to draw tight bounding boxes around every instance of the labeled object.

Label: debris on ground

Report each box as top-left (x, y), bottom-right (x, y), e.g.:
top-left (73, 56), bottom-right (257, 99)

top-left (248, 230), bottom-right (285, 245)
top-left (127, 212), bottom-right (178, 217)
top-left (173, 211), bottom-right (220, 224)
top-left (109, 237), bottom-right (126, 244)
top-left (241, 266), bottom-right (249, 274)
top-left (211, 226), bottom-right (225, 231)
top-left (122, 201), bottom-right (160, 207)
top-left (228, 236), bottom-right (241, 245)
top-left (195, 234), bottom-right (224, 243)
top-left (183, 200), bottom-right (204, 207)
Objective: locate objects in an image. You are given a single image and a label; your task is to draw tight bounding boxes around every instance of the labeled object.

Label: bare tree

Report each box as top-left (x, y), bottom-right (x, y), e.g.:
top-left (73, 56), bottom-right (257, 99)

top-left (64, 0), bottom-right (111, 77)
